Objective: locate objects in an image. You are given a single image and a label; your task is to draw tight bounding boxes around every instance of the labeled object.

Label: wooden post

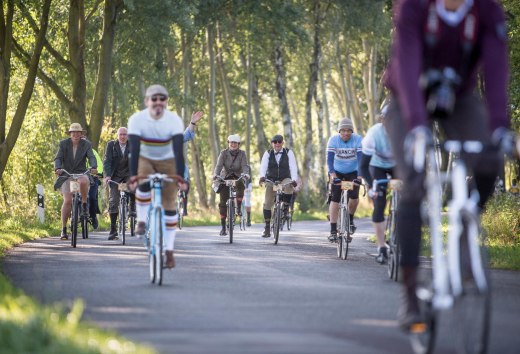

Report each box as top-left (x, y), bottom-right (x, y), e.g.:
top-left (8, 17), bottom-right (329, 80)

top-left (36, 184), bottom-right (44, 223)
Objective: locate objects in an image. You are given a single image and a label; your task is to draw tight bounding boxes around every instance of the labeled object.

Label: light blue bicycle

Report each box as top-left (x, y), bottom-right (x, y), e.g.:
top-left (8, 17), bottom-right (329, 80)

top-left (138, 173), bottom-right (183, 286)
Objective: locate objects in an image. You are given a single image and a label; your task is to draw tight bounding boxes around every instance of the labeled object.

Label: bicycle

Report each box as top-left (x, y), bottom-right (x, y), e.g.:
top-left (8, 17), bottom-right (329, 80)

top-left (333, 178), bottom-right (361, 260)
top-left (370, 177), bottom-right (403, 281)
top-left (215, 174), bottom-right (247, 244)
top-left (408, 139), bottom-right (492, 354)
top-left (109, 180), bottom-right (136, 245)
top-left (177, 190), bottom-right (186, 230)
top-left (60, 170), bottom-right (90, 248)
top-left (263, 179), bottom-right (293, 245)
top-left (138, 173), bottom-right (184, 286)
top-left (239, 199), bottom-right (247, 231)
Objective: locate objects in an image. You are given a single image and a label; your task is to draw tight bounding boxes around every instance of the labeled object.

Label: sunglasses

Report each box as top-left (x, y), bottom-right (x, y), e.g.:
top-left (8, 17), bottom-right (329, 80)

top-left (150, 95), bottom-right (167, 102)
top-left (271, 140), bottom-right (283, 144)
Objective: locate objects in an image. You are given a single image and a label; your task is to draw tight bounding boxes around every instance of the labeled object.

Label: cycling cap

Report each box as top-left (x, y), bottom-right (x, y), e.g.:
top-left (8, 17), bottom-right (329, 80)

top-left (271, 134), bottom-right (284, 142)
top-left (228, 134), bottom-right (241, 143)
top-left (145, 84), bottom-right (169, 98)
top-left (337, 118), bottom-right (354, 132)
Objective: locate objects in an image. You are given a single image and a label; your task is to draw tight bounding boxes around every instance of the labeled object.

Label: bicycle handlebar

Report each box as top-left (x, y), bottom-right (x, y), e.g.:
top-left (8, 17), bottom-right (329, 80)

top-left (58, 169), bottom-right (91, 179)
top-left (135, 173), bottom-right (185, 184)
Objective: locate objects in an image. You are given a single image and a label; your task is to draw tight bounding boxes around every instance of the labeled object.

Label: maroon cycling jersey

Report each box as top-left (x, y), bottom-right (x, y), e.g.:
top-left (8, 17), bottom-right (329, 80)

top-left (385, 0), bottom-right (509, 131)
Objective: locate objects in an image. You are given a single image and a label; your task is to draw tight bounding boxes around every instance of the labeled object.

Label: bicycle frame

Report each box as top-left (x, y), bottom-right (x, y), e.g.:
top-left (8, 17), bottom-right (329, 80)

top-left (216, 174), bottom-right (247, 243)
top-left (61, 170), bottom-right (90, 247)
top-left (264, 179), bottom-right (293, 245)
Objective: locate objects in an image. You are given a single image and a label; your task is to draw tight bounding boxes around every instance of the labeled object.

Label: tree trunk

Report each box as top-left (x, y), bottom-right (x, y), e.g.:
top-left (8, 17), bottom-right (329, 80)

top-left (0, 0), bottom-right (14, 144)
top-left (68, 0), bottom-right (88, 129)
top-left (362, 38), bottom-right (378, 128)
top-left (216, 23), bottom-right (233, 135)
top-left (207, 24), bottom-right (219, 207)
top-left (273, 44), bottom-right (294, 148)
top-left (89, 0), bottom-right (122, 149)
top-left (253, 73), bottom-right (268, 161)
top-left (0, 0), bottom-right (51, 180)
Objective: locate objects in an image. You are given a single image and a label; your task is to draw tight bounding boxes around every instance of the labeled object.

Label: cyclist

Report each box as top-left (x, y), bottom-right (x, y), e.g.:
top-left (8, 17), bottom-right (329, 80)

top-left (82, 132), bottom-right (103, 231)
top-left (212, 134), bottom-right (249, 236)
top-left (326, 118), bottom-right (363, 242)
top-left (385, 0), bottom-right (511, 330)
top-left (54, 123), bottom-right (98, 240)
top-left (258, 134), bottom-right (298, 238)
top-left (103, 127), bottom-right (134, 240)
top-left (128, 84), bottom-right (187, 269)
top-left (359, 104), bottom-right (395, 264)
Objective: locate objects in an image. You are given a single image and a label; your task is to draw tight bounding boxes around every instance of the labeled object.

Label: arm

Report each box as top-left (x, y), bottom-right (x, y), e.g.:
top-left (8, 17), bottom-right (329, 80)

top-left (54, 140), bottom-right (65, 171)
top-left (213, 150), bottom-right (225, 177)
top-left (359, 153), bottom-right (373, 186)
top-left (86, 144), bottom-right (98, 170)
top-left (259, 151), bottom-right (269, 178)
top-left (240, 151), bottom-right (248, 176)
top-left (288, 150), bottom-right (298, 181)
top-left (103, 141), bottom-right (113, 178)
top-left (183, 127), bottom-right (195, 143)
top-left (172, 134), bottom-right (185, 179)
top-left (128, 135), bottom-right (140, 177)
top-left (326, 136), bottom-right (335, 175)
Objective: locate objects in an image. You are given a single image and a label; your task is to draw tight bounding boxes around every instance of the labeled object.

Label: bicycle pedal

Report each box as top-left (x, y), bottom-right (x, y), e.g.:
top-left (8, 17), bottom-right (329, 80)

top-left (409, 322), bottom-right (428, 334)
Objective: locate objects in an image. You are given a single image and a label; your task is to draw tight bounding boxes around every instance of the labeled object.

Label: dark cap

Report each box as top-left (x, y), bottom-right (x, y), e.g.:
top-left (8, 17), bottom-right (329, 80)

top-left (271, 134), bottom-right (284, 142)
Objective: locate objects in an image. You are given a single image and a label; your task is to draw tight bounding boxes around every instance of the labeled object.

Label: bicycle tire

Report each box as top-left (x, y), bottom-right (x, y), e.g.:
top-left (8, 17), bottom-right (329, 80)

top-left (387, 208), bottom-right (399, 280)
top-left (453, 217), bottom-right (491, 354)
top-left (177, 196), bottom-right (184, 230)
top-left (156, 209), bottom-right (164, 286)
top-left (149, 209), bottom-right (156, 284)
top-left (273, 203), bottom-right (281, 245)
top-left (336, 231), bottom-right (342, 258)
top-left (341, 194), bottom-right (350, 260)
top-left (71, 196), bottom-right (79, 248)
top-left (287, 212), bottom-right (292, 231)
top-left (228, 199), bottom-right (234, 244)
top-left (409, 292), bottom-right (437, 354)
top-left (337, 202), bottom-right (345, 258)
top-left (120, 196), bottom-right (127, 245)
top-left (81, 210), bottom-right (89, 240)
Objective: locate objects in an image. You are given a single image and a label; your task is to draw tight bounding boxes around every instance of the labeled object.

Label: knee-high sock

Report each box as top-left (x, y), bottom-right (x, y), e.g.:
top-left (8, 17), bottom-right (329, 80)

top-left (164, 214), bottom-right (178, 251)
top-left (135, 189), bottom-right (151, 223)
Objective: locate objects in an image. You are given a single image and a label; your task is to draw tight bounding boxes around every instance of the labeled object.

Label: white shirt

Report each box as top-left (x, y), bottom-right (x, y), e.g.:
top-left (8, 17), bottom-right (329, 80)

top-left (127, 109), bottom-right (184, 160)
top-left (259, 148), bottom-right (298, 181)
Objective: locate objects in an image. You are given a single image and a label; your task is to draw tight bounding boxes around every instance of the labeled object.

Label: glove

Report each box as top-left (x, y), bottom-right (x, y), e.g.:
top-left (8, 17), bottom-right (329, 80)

top-left (242, 174), bottom-right (250, 180)
top-left (291, 180), bottom-right (297, 188)
top-left (259, 177), bottom-right (266, 185)
top-left (367, 189), bottom-right (377, 199)
top-left (404, 125), bottom-right (433, 173)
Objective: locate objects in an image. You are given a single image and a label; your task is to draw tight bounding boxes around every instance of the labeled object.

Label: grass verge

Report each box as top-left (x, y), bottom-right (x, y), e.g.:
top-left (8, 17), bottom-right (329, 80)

top-left (0, 215), bottom-right (155, 354)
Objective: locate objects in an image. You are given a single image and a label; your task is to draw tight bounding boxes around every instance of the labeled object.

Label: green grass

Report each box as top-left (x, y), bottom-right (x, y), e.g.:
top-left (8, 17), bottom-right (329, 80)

top-left (0, 215), bottom-right (155, 354)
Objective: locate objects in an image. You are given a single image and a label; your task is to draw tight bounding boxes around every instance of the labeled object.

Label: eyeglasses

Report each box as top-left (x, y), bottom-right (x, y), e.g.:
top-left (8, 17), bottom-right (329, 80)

top-left (229, 141), bottom-right (239, 144)
top-left (150, 95), bottom-right (167, 102)
top-left (271, 140), bottom-right (283, 144)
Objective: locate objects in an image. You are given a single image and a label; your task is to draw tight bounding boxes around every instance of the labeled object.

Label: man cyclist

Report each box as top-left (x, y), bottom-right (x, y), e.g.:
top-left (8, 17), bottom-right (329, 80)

top-left (258, 134), bottom-right (298, 238)
top-left (128, 84), bottom-right (187, 269)
top-left (359, 105), bottom-right (395, 264)
top-left (326, 118), bottom-right (363, 242)
top-left (212, 134), bottom-right (249, 236)
top-left (385, 0), bottom-right (511, 330)
top-left (54, 123), bottom-right (98, 240)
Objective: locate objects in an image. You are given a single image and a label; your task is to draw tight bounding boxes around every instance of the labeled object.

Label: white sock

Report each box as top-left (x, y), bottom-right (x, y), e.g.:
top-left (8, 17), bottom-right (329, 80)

top-left (164, 214), bottom-right (178, 251)
top-left (135, 189), bottom-right (151, 223)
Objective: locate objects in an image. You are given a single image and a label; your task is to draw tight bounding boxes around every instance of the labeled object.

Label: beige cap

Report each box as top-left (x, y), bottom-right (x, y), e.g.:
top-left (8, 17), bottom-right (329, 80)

top-left (68, 123), bottom-right (85, 133)
top-left (227, 134), bottom-right (241, 143)
top-left (337, 118), bottom-right (354, 132)
top-left (145, 84), bottom-right (169, 97)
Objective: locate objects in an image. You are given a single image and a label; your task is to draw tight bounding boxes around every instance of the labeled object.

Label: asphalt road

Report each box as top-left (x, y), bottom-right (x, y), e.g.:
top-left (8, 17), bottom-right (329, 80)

top-left (2, 219), bottom-right (520, 354)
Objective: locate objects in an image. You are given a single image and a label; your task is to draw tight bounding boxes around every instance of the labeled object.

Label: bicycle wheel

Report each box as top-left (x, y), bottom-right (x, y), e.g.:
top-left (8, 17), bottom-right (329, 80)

top-left (341, 197), bottom-right (350, 260)
top-left (129, 199), bottom-right (136, 237)
top-left (155, 208), bottom-right (164, 285)
top-left (287, 211), bottom-right (292, 231)
top-left (337, 204), bottom-right (345, 258)
top-left (177, 196), bottom-right (184, 230)
top-left (387, 209), bottom-right (399, 280)
top-left (453, 217), bottom-right (490, 354)
top-left (273, 203), bottom-right (282, 245)
top-left (71, 196), bottom-right (79, 248)
top-left (81, 210), bottom-right (89, 240)
top-left (149, 212), bottom-right (156, 284)
top-left (409, 290), bottom-right (437, 354)
top-left (120, 197), bottom-right (127, 245)
top-left (228, 199), bottom-right (234, 244)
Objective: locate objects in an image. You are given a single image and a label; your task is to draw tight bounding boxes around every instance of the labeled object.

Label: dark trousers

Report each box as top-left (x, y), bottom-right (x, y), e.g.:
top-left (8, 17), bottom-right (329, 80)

top-left (386, 93), bottom-right (501, 267)
top-left (89, 177), bottom-right (100, 217)
top-left (218, 183), bottom-right (245, 218)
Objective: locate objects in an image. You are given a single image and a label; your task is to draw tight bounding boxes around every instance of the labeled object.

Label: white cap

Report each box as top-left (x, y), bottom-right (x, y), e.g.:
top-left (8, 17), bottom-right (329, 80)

top-left (227, 134), bottom-right (241, 143)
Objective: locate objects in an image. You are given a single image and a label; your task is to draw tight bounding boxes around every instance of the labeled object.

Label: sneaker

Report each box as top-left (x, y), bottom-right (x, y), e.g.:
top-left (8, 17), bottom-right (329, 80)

top-left (108, 232), bottom-right (119, 241)
top-left (136, 221), bottom-right (146, 237)
top-left (219, 228), bottom-right (227, 236)
top-left (262, 225), bottom-right (271, 238)
top-left (60, 232), bottom-right (69, 240)
top-left (328, 231), bottom-right (338, 243)
top-left (247, 220), bottom-right (251, 227)
top-left (376, 247), bottom-right (388, 264)
top-left (165, 250), bottom-right (175, 268)
top-left (91, 216), bottom-right (98, 230)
